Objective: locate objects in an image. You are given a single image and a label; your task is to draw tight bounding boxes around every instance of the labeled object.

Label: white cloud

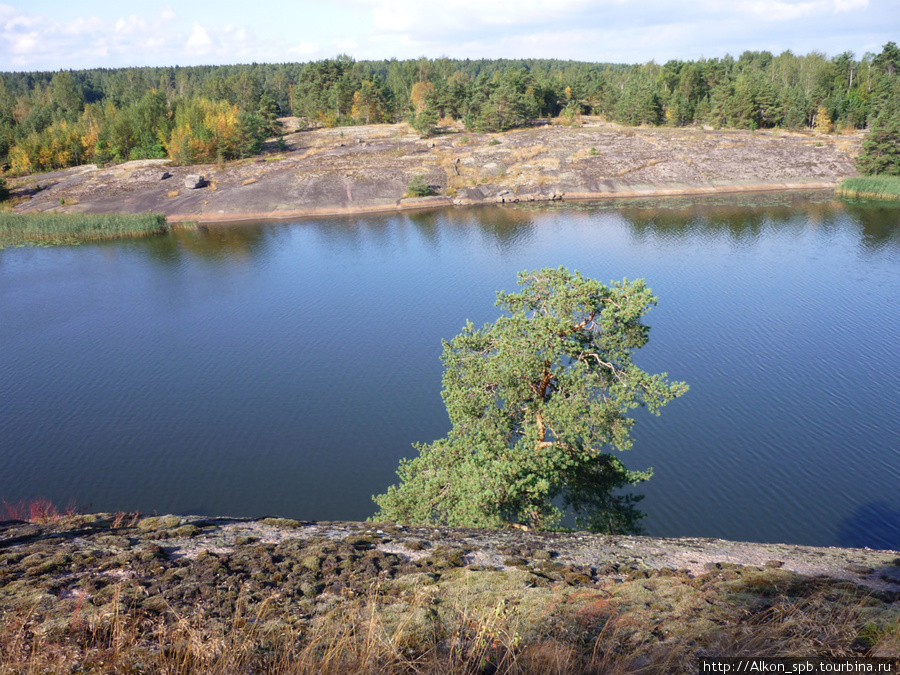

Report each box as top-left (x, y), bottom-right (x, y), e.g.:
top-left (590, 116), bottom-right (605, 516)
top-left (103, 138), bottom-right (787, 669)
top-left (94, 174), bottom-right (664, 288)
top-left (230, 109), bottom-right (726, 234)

top-left (832, 0), bottom-right (868, 10)
top-left (366, 0), bottom-right (603, 33)
top-left (370, 0), bottom-right (414, 32)
top-left (8, 30), bottom-right (37, 55)
top-left (735, 0), bottom-right (870, 20)
top-left (0, 0), bottom-right (893, 71)
top-left (288, 41), bottom-right (318, 56)
top-left (2, 12), bottom-right (39, 31)
top-left (333, 39), bottom-right (359, 51)
top-left (185, 23), bottom-right (213, 52)
top-left (62, 16), bottom-right (103, 35)
top-left (115, 15), bottom-right (148, 35)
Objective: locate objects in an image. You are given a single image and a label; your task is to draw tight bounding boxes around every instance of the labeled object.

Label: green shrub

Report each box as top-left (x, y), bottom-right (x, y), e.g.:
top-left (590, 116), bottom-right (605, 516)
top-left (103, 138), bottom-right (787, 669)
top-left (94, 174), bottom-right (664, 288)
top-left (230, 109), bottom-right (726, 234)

top-left (856, 118), bottom-right (900, 176)
top-left (405, 175), bottom-right (435, 198)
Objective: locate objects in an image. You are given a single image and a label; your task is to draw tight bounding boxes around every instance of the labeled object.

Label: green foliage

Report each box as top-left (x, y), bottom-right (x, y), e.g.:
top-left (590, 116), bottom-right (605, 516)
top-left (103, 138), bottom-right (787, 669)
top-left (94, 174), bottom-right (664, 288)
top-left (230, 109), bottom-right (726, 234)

top-left (166, 99), bottom-right (267, 165)
top-left (4, 43), bottom-right (900, 174)
top-left (0, 212), bottom-right (168, 247)
top-left (560, 100), bottom-right (581, 125)
top-left (836, 175), bottom-right (900, 200)
top-left (405, 175), bottom-right (435, 197)
top-left (0, 176), bottom-right (8, 202)
top-left (373, 267), bottom-right (688, 533)
top-left (856, 118), bottom-right (900, 176)
top-left (408, 106), bottom-right (438, 137)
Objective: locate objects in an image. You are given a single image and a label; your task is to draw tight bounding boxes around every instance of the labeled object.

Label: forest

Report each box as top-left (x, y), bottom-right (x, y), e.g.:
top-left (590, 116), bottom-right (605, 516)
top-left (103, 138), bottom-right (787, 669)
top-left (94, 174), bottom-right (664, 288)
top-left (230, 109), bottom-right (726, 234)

top-left (1, 44), bottom-right (898, 176)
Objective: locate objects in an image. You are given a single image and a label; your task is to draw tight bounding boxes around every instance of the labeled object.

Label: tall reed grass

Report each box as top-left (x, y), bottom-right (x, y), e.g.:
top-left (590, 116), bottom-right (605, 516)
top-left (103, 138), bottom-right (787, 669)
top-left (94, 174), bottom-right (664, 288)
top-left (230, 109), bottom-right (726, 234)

top-left (836, 176), bottom-right (900, 200)
top-left (0, 212), bottom-right (168, 247)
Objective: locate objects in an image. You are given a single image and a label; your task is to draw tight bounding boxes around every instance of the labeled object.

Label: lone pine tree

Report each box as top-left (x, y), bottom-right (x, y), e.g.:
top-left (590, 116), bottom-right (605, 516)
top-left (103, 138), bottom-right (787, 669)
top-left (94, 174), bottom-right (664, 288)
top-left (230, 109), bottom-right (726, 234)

top-left (373, 267), bottom-right (687, 534)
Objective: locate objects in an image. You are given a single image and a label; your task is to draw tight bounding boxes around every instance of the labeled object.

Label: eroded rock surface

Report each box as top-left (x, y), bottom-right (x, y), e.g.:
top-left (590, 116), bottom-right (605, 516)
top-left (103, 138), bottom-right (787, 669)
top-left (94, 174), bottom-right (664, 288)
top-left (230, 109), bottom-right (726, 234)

top-left (6, 119), bottom-right (862, 224)
top-left (2, 515), bottom-right (897, 671)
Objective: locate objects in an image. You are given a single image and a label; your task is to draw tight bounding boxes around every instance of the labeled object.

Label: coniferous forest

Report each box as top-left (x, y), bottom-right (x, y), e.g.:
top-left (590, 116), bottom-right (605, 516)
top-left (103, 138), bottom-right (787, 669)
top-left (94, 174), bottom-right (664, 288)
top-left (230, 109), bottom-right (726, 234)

top-left (1, 44), bottom-right (899, 177)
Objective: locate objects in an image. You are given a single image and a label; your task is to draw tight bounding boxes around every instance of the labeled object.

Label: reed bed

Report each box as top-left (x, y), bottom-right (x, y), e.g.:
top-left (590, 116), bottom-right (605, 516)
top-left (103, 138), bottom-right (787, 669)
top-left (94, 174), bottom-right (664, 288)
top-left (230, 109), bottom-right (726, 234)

top-left (0, 211), bottom-right (168, 247)
top-left (836, 176), bottom-right (900, 200)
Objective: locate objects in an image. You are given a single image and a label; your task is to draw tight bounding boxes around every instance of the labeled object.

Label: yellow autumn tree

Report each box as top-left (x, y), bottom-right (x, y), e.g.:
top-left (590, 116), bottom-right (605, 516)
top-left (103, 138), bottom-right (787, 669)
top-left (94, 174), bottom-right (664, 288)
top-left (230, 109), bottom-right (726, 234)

top-left (168, 98), bottom-right (263, 164)
top-left (410, 81), bottom-right (435, 114)
top-left (6, 119), bottom-right (88, 173)
top-left (351, 80), bottom-right (386, 125)
top-left (8, 145), bottom-right (32, 175)
top-left (78, 105), bottom-right (103, 160)
top-left (814, 105), bottom-right (833, 133)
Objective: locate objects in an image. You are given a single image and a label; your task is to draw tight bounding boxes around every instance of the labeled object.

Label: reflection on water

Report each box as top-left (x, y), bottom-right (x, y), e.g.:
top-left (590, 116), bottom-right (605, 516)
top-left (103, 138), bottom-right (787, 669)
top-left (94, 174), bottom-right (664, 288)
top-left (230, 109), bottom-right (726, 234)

top-left (842, 200), bottom-right (900, 248)
top-left (134, 192), bottom-right (900, 265)
top-left (1, 191), bottom-right (898, 548)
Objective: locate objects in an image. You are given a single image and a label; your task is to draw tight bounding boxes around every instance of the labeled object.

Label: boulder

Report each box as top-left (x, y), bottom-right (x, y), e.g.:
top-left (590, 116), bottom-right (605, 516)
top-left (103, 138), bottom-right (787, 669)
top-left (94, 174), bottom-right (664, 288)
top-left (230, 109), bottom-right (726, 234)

top-left (184, 174), bottom-right (205, 189)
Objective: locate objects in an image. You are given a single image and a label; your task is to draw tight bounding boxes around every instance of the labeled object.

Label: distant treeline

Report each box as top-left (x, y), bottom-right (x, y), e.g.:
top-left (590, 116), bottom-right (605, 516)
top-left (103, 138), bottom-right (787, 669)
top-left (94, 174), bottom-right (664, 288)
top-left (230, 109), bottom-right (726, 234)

top-left (1, 45), bottom-right (899, 175)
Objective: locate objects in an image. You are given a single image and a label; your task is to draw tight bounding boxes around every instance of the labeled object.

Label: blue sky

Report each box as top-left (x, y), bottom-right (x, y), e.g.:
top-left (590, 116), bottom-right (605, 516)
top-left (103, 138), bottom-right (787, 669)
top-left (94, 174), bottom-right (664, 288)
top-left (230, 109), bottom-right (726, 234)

top-left (2, 0), bottom-right (897, 71)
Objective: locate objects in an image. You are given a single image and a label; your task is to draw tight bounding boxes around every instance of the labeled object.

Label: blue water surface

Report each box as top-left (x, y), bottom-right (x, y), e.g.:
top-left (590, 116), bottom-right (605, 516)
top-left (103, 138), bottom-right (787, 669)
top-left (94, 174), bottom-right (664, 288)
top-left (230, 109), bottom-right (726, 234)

top-left (1, 191), bottom-right (898, 548)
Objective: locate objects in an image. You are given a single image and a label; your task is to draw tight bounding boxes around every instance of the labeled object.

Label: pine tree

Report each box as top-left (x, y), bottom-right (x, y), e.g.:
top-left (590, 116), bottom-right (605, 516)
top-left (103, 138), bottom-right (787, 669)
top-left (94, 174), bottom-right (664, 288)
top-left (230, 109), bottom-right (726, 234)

top-left (856, 117), bottom-right (900, 175)
top-left (373, 268), bottom-right (687, 533)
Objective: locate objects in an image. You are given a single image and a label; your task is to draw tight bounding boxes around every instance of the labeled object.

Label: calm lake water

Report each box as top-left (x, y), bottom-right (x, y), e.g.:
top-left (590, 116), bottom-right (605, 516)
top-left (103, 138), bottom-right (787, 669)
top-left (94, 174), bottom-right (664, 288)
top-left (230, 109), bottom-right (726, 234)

top-left (2, 191), bottom-right (899, 548)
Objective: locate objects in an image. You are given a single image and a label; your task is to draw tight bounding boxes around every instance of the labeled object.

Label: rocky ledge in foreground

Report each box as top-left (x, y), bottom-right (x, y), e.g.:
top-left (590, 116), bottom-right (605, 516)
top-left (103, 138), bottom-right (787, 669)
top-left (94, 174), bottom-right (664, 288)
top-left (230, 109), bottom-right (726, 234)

top-left (7, 120), bottom-right (862, 224)
top-left (1, 514), bottom-right (898, 672)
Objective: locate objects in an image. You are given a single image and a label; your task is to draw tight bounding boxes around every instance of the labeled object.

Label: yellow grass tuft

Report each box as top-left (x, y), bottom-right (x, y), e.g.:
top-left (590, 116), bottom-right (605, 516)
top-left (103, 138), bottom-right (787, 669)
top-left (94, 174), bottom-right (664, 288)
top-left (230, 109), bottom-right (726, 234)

top-left (509, 145), bottom-right (548, 163)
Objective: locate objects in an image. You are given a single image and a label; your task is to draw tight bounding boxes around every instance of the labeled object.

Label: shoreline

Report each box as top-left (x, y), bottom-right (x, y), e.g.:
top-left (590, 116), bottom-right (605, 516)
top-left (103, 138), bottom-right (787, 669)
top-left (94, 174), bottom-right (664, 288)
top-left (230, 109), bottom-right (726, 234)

top-left (165, 180), bottom-right (841, 225)
top-left (6, 121), bottom-right (861, 229)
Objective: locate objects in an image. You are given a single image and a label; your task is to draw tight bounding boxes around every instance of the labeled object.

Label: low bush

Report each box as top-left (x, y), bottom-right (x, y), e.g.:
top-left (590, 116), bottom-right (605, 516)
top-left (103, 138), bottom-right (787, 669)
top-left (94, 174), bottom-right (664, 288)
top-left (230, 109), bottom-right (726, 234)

top-left (405, 175), bottom-right (435, 198)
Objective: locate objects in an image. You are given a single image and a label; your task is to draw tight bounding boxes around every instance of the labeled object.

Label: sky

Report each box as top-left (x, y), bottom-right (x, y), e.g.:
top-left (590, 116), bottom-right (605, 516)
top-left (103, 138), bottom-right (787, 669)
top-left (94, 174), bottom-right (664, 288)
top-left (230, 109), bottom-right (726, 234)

top-left (1, 0), bottom-right (898, 72)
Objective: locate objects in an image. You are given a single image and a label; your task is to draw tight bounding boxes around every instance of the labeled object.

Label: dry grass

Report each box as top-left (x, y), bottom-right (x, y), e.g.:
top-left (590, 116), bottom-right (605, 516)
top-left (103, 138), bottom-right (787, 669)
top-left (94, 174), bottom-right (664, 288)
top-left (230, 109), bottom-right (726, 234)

top-left (1, 507), bottom-right (897, 674)
top-left (1, 567), bottom-right (896, 674)
top-left (509, 145), bottom-right (548, 163)
top-left (567, 148), bottom-right (600, 162)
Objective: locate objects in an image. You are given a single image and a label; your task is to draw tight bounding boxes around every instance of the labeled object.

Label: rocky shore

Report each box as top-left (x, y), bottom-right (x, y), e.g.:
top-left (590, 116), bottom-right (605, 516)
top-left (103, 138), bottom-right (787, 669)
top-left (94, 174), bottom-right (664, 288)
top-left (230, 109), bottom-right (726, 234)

top-left (6, 119), bottom-right (861, 225)
top-left (1, 514), bottom-right (898, 672)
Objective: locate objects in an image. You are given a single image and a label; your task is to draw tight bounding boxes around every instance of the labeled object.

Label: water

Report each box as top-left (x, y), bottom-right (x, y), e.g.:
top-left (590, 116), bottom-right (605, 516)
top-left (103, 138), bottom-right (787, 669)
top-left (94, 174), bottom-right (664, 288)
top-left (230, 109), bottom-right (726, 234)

top-left (2, 191), bottom-right (898, 548)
